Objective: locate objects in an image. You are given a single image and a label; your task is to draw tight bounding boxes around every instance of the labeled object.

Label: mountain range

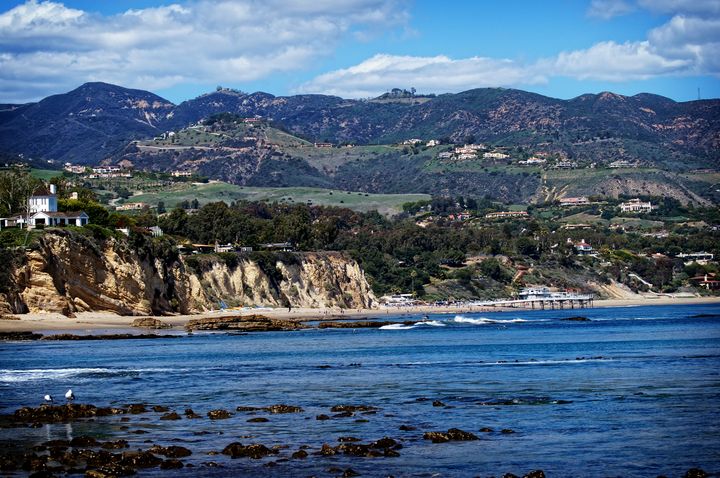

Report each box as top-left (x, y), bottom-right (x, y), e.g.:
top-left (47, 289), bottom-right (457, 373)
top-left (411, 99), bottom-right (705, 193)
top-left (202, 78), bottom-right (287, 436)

top-left (1, 82), bottom-right (718, 165)
top-left (0, 82), bottom-right (718, 203)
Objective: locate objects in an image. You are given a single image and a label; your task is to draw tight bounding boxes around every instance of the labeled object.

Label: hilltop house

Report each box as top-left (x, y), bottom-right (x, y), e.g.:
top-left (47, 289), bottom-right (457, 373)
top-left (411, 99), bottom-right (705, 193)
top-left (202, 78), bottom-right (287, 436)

top-left (620, 198), bottom-right (653, 213)
top-left (569, 238), bottom-right (596, 256)
top-left (0, 184), bottom-right (89, 230)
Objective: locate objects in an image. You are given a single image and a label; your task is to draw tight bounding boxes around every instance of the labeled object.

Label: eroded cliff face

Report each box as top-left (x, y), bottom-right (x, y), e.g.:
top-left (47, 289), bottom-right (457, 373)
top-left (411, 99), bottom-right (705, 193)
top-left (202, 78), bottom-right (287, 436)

top-left (189, 252), bottom-right (376, 310)
top-left (2, 231), bottom-right (375, 316)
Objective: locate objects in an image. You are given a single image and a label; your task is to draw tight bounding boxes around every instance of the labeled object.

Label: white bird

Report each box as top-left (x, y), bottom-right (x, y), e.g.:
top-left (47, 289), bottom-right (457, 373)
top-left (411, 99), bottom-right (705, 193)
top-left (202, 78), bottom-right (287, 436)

top-left (65, 389), bottom-right (75, 401)
top-left (44, 394), bottom-right (53, 403)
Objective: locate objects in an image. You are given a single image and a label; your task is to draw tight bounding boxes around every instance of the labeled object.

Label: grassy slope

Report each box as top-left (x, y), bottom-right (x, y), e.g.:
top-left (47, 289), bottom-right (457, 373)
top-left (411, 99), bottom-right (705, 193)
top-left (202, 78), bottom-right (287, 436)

top-left (125, 182), bottom-right (430, 215)
top-left (30, 169), bottom-right (63, 181)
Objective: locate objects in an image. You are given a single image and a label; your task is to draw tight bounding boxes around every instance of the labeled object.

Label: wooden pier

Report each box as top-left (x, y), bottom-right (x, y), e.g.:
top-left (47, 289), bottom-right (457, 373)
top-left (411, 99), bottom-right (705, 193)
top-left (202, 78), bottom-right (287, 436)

top-left (471, 294), bottom-right (595, 310)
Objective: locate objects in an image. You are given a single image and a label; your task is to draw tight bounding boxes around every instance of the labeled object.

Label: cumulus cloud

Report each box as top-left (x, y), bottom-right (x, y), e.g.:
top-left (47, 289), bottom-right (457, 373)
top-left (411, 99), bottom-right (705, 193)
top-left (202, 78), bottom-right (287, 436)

top-left (0, 0), bottom-right (408, 103)
top-left (297, 54), bottom-right (547, 98)
top-left (300, 1), bottom-right (720, 98)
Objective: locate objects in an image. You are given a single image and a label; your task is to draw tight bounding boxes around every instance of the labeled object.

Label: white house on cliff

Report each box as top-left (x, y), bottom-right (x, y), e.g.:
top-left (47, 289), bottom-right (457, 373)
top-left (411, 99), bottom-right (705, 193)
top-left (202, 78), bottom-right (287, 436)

top-left (0, 184), bottom-right (89, 230)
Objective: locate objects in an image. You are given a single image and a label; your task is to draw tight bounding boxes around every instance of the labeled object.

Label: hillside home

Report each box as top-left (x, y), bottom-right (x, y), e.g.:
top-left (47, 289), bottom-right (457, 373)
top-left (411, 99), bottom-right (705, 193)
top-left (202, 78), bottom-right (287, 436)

top-left (559, 197), bottom-right (589, 206)
top-left (485, 211), bottom-right (529, 219)
top-left (619, 198), bottom-right (653, 213)
top-left (569, 238), bottom-right (595, 256)
top-left (483, 152), bottom-right (510, 159)
top-left (0, 184), bottom-right (89, 230)
top-left (677, 252), bottom-right (714, 266)
top-left (116, 202), bottom-right (148, 211)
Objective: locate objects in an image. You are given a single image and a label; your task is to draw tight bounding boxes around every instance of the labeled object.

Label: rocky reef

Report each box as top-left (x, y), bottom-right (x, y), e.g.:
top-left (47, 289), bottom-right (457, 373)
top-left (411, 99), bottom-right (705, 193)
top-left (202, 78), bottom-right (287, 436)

top-left (0, 230), bottom-right (376, 316)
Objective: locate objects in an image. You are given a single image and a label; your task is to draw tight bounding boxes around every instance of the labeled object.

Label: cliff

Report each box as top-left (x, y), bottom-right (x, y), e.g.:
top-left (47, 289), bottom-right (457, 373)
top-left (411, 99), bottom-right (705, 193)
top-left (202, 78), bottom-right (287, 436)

top-left (0, 230), bottom-right (376, 316)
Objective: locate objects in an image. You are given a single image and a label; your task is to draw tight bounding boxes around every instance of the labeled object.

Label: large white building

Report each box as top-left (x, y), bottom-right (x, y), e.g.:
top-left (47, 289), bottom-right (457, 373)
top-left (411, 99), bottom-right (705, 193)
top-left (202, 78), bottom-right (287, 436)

top-left (619, 198), bottom-right (653, 213)
top-left (0, 184), bottom-right (89, 230)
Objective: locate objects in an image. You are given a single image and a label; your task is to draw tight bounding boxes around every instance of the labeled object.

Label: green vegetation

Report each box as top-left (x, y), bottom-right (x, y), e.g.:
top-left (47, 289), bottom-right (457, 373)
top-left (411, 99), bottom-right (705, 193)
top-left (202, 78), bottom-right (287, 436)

top-left (123, 183), bottom-right (429, 216)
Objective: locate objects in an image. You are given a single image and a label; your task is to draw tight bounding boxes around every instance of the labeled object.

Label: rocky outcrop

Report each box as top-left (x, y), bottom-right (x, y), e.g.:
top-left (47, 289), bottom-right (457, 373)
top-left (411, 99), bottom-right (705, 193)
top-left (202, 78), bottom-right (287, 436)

top-left (1, 230), bottom-right (376, 316)
top-left (184, 315), bottom-right (303, 332)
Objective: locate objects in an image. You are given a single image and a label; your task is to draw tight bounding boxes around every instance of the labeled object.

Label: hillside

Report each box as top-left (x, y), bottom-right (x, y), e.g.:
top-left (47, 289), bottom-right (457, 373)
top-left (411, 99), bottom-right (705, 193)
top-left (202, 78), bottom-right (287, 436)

top-left (0, 82), bottom-right (173, 164)
top-left (115, 114), bottom-right (712, 204)
top-left (2, 82), bottom-right (718, 168)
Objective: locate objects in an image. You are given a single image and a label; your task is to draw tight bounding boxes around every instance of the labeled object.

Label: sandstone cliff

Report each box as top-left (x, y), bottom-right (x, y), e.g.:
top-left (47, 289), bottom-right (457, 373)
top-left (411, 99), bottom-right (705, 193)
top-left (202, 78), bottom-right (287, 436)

top-left (1, 230), bottom-right (376, 316)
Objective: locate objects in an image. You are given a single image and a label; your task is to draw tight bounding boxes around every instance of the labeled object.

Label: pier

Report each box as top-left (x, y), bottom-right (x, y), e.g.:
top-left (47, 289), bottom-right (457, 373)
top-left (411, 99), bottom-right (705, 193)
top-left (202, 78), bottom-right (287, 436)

top-left (472, 287), bottom-right (595, 309)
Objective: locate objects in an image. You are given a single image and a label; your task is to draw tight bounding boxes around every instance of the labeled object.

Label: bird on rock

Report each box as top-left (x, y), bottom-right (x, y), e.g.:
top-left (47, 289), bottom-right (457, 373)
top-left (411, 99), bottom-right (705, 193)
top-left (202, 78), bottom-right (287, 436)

top-left (44, 394), bottom-right (53, 404)
top-left (65, 389), bottom-right (75, 401)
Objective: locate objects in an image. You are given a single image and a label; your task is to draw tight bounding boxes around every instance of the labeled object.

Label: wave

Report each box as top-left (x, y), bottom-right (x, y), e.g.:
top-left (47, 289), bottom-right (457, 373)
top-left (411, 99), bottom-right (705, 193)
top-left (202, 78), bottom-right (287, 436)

top-left (379, 324), bottom-right (417, 330)
top-left (452, 315), bottom-right (529, 325)
top-left (0, 367), bottom-right (178, 383)
top-left (417, 320), bottom-right (446, 327)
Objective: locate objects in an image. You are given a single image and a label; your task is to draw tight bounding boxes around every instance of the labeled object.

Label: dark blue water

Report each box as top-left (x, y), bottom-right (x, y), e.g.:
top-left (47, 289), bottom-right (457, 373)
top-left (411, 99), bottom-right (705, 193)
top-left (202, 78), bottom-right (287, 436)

top-left (1, 304), bottom-right (719, 477)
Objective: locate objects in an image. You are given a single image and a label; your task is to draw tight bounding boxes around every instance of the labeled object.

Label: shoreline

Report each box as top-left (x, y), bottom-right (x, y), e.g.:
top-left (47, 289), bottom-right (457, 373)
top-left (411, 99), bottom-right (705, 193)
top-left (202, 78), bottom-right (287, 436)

top-left (1, 296), bottom-right (718, 335)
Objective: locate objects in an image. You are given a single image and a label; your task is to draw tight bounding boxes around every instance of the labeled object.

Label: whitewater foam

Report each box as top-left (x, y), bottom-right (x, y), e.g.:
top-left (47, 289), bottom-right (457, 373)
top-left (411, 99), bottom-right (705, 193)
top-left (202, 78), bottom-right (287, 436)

top-left (452, 315), bottom-right (529, 325)
top-left (0, 367), bottom-right (178, 383)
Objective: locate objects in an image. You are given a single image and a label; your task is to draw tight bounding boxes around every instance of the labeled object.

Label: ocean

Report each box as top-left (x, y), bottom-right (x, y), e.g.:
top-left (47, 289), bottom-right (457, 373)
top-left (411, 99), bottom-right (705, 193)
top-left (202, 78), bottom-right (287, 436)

top-left (1, 304), bottom-right (719, 477)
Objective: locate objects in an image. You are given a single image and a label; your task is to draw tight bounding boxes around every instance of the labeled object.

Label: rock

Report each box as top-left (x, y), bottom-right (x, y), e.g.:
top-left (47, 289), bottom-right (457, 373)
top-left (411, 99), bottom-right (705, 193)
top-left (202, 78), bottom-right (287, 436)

top-left (432, 400), bottom-right (445, 407)
top-left (561, 316), bottom-right (590, 322)
top-left (501, 429), bottom-right (516, 434)
top-left (42, 334), bottom-right (174, 341)
top-left (684, 469), bottom-right (708, 478)
top-left (330, 405), bottom-right (378, 413)
top-left (86, 464), bottom-right (137, 478)
top-left (221, 443), bottom-right (277, 459)
top-left (370, 437), bottom-right (399, 449)
top-left (0, 331), bottom-right (43, 341)
top-left (132, 318), bottom-right (172, 329)
top-left (320, 444), bottom-right (336, 456)
top-left (120, 451), bottom-right (163, 468)
top-left (13, 404), bottom-right (100, 424)
top-left (502, 474), bottom-right (520, 478)
top-left (316, 414), bottom-right (330, 420)
top-left (291, 449), bottom-right (308, 459)
top-left (480, 427), bottom-right (493, 433)
top-left (101, 440), bottom-right (129, 450)
top-left (338, 437), bottom-right (361, 443)
top-left (399, 425), bottom-right (417, 431)
top-left (160, 459), bottom-right (183, 469)
top-left (423, 428), bottom-right (479, 443)
top-left (185, 315), bottom-right (304, 332)
top-left (127, 404), bottom-right (147, 414)
top-left (265, 404), bottom-right (303, 414)
top-left (148, 446), bottom-right (191, 458)
top-left (207, 409), bottom-right (232, 420)
top-left (184, 408), bottom-right (201, 418)
top-left (247, 417), bottom-right (269, 423)
top-left (151, 405), bottom-right (169, 412)
top-left (523, 471), bottom-right (545, 478)
top-left (159, 412), bottom-right (181, 420)
top-left (342, 468), bottom-right (360, 477)
top-left (69, 436), bottom-right (98, 447)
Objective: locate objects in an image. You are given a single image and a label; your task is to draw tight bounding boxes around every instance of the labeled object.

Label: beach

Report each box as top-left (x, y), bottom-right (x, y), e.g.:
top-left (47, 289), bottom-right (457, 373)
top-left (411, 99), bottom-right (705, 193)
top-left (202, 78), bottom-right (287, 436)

top-left (2, 295), bottom-right (719, 334)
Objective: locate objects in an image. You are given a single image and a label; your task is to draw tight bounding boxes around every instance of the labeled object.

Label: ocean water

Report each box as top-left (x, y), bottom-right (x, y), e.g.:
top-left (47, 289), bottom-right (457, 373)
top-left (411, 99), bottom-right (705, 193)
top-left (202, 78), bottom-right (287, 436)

top-left (1, 304), bottom-right (719, 477)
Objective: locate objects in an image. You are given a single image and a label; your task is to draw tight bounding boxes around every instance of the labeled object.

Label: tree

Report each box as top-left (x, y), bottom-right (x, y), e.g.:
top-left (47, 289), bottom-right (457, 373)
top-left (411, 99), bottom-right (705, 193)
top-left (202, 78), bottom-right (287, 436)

top-left (0, 170), bottom-right (42, 216)
top-left (157, 201), bottom-right (166, 214)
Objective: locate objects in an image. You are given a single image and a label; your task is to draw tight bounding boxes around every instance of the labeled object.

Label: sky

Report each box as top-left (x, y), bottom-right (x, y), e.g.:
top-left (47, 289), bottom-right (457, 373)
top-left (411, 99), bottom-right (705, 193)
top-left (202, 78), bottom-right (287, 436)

top-left (0, 0), bottom-right (718, 104)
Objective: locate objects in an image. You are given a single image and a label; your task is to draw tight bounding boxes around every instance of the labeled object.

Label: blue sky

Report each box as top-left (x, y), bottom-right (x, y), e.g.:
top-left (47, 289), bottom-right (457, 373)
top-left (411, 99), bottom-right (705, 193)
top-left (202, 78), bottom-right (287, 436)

top-left (0, 0), bottom-right (718, 103)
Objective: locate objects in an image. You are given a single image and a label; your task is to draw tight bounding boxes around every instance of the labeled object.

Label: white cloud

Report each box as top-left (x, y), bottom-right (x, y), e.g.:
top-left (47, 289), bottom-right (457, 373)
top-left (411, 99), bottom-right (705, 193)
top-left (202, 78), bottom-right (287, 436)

top-left (297, 54), bottom-right (546, 98)
top-left (299, 2), bottom-right (720, 98)
top-left (587, 0), bottom-right (635, 19)
top-left (0, 0), bottom-right (409, 103)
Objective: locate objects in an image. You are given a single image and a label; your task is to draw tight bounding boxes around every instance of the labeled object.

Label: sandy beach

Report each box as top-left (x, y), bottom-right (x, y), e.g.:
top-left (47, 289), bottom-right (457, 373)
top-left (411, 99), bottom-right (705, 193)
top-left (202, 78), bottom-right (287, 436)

top-left (1, 295), bottom-right (718, 335)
